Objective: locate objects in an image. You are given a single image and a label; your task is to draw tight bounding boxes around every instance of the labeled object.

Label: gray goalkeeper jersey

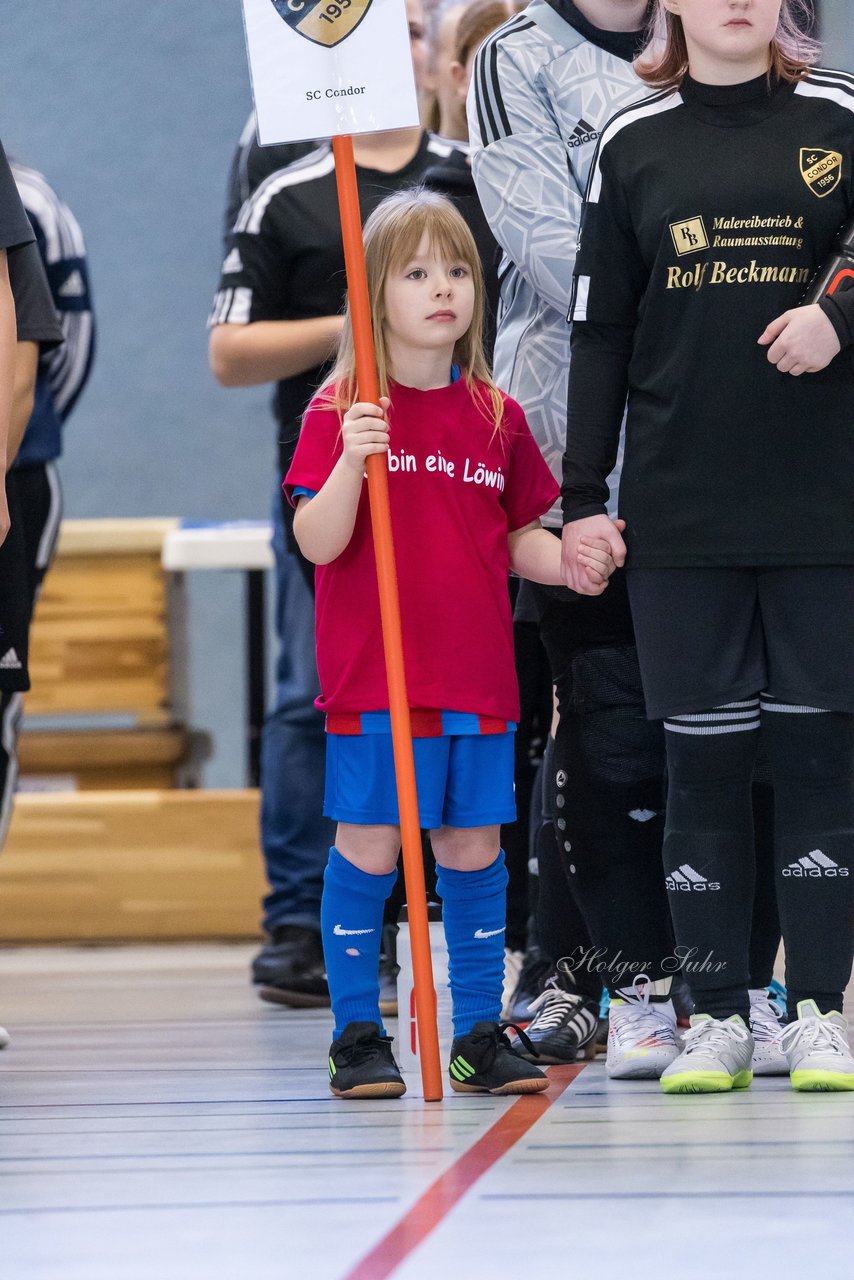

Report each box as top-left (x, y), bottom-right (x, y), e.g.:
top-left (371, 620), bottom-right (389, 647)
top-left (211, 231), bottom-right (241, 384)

top-left (468, 0), bottom-right (651, 524)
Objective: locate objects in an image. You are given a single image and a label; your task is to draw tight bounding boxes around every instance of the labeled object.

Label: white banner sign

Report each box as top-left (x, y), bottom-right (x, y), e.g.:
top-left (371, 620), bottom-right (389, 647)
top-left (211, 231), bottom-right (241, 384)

top-left (241, 0), bottom-right (420, 145)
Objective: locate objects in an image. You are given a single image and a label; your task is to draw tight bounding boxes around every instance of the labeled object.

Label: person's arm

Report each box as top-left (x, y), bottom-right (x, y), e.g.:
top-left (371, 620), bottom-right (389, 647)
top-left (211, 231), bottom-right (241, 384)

top-left (6, 233), bottom-right (65, 463)
top-left (759, 202), bottom-right (854, 374)
top-left (560, 140), bottom-right (646, 593)
top-left (292, 398), bottom-right (390, 564)
top-left (509, 519), bottom-right (618, 588)
top-left (0, 252), bottom-right (16, 541)
top-left (757, 301), bottom-right (844, 376)
top-left (468, 36), bottom-right (583, 316)
top-left (208, 188), bottom-right (344, 387)
top-left (562, 321), bottom-right (634, 521)
top-left (209, 314), bottom-right (343, 387)
top-left (560, 324), bottom-right (631, 592)
top-left (7, 339), bottom-right (37, 466)
top-left (211, 143), bottom-right (343, 388)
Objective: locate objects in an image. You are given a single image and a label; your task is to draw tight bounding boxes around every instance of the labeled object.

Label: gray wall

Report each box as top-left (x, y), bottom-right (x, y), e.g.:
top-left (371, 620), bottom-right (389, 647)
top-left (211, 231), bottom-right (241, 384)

top-left (819, 0), bottom-right (854, 71)
top-left (0, 2), bottom-right (276, 786)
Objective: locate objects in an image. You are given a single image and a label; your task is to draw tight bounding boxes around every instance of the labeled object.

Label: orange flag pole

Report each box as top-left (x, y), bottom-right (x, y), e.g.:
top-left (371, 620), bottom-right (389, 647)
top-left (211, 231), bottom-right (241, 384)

top-left (331, 133), bottom-right (443, 1102)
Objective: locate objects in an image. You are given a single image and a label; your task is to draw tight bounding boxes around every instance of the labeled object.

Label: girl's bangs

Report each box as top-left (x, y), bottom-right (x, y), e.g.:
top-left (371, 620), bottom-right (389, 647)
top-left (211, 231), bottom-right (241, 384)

top-left (384, 203), bottom-right (479, 275)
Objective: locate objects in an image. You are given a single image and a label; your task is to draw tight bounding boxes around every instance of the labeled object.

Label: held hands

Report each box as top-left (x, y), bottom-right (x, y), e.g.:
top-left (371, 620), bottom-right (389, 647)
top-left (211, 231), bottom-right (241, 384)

top-left (341, 397), bottom-right (391, 474)
top-left (561, 515), bottom-right (627, 596)
top-left (758, 304), bottom-right (841, 376)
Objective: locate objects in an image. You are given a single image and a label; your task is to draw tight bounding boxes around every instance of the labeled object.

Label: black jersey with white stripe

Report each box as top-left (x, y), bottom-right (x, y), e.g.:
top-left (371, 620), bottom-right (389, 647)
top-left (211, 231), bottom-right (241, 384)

top-left (563, 70), bottom-right (854, 568)
top-left (210, 132), bottom-right (453, 472)
top-left (221, 114), bottom-right (313, 238)
top-left (0, 141), bottom-right (33, 253)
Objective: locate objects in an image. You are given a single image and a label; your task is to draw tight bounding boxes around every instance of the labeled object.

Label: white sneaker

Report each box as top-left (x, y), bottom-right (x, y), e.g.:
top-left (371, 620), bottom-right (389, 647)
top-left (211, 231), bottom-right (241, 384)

top-left (660, 1014), bottom-right (753, 1094)
top-left (606, 974), bottom-right (681, 1080)
top-left (0, 1025), bottom-right (9, 1049)
top-left (501, 949), bottom-right (524, 1022)
top-left (780, 1000), bottom-right (854, 1092)
top-left (749, 988), bottom-right (788, 1076)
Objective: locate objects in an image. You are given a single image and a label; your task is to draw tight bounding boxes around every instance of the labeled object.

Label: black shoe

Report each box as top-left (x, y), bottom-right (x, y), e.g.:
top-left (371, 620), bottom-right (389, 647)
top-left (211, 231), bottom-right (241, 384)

top-left (502, 948), bottom-right (553, 1023)
top-left (449, 1022), bottom-right (550, 1095)
top-left (328, 1022), bottom-right (406, 1099)
top-left (253, 925), bottom-right (330, 1008)
top-left (512, 969), bottom-right (600, 1065)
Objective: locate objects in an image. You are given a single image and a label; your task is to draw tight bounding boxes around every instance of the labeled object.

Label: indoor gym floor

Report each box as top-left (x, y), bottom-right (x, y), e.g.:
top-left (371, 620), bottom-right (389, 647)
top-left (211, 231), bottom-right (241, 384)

top-left (1, 945), bottom-right (852, 1280)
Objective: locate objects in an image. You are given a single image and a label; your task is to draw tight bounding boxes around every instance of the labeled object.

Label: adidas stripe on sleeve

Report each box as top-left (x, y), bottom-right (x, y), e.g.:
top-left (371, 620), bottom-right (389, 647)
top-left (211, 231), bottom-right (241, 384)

top-left (468, 17), bottom-right (586, 318)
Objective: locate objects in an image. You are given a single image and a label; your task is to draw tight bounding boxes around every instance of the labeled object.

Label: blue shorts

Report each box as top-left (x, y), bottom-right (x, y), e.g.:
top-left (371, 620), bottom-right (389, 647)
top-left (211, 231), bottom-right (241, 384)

top-left (324, 731), bottom-right (517, 828)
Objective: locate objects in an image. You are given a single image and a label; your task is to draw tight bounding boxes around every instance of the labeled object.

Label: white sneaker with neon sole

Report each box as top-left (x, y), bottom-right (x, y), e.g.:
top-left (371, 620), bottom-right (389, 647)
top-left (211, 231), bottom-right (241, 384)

top-left (606, 975), bottom-right (681, 1080)
top-left (660, 1014), bottom-right (754, 1094)
top-left (749, 988), bottom-right (788, 1076)
top-left (780, 1000), bottom-right (854, 1092)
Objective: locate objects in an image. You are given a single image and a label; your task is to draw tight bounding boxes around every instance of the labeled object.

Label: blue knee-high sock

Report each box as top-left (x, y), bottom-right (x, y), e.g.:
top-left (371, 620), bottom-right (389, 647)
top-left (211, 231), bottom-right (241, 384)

top-left (321, 847), bottom-right (398, 1039)
top-left (436, 852), bottom-right (508, 1037)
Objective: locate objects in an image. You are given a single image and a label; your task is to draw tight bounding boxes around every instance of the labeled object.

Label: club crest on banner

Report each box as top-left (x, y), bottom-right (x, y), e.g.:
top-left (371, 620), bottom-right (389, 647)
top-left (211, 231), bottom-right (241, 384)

top-left (799, 148), bottom-right (842, 198)
top-left (270, 0), bottom-right (373, 48)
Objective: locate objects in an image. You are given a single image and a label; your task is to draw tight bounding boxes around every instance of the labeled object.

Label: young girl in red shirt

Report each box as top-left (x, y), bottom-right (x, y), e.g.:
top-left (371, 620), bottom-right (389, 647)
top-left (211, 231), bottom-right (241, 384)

top-left (286, 189), bottom-right (618, 1097)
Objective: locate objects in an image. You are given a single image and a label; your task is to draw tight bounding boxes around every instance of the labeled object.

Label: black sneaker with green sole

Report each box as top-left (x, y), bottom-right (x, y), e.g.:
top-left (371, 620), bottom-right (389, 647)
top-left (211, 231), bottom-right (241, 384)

top-left (328, 1021), bottom-right (406, 1099)
top-left (448, 1022), bottom-right (550, 1095)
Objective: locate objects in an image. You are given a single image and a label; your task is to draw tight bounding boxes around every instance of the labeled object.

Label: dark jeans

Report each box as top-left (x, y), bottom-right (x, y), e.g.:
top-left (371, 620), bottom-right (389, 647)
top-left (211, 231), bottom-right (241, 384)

top-left (259, 483), bottom-right (334, 933)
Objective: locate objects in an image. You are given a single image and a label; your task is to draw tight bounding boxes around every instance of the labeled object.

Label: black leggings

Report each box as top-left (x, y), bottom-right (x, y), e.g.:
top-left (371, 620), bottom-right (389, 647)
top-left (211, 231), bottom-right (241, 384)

top-left (501, 595), bottom-right (552, 952)
top-left (531, 573), bottom-right (675, 990)
top-left (0, 464), bottom-right (62, 848)
top-left (530, 562), bottom-right (782, 996)
top-left (665, 704), bottom-right (854, 1021)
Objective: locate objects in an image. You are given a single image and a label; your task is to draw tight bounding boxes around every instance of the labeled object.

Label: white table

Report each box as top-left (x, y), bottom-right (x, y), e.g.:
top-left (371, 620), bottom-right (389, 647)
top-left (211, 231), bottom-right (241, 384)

top-left (162, 521), bottom-right (274, 785)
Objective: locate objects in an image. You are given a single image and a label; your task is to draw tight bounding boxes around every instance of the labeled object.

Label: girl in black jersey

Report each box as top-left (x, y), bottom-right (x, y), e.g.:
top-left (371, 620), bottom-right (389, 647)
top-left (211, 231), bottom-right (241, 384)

top-left (561, 0), bottom-right (854, 1093)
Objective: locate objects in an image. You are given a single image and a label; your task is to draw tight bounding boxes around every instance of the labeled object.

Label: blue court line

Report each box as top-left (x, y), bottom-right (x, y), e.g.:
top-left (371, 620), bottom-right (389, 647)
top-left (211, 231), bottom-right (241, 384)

top-left (0, 1101), bottom-right (493, 1116)
top-left (0, 1121), bottom-right (485, 1137)
top-left (0, 1146), bottom-right (456, 1162)
top-left (0, 1097), bottom-right (374, 1108)
top-left (525, 1139), bottom-right (854, 1150)
top-left (551, 1110), bottom-right (854, 1123)
top-left (480, 1190), bottom-right (854, 1201)
top-left (0, 1196), bottom-right (399, 1217)
top-left (0, 1067), bottom-right (332, 1074)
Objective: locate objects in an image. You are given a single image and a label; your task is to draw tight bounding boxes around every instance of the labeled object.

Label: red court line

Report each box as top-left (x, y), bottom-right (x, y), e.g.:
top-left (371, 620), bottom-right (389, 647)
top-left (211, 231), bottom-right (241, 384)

top-left (344, 1064), bottom-right (584, 1280)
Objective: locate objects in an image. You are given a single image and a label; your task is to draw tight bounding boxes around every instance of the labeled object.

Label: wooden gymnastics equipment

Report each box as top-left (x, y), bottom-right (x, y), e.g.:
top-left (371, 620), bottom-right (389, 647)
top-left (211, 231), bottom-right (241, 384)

top-left (0, 518), bottom-right (263, 942)
top-left (17, 518), bottom-right (207, 790)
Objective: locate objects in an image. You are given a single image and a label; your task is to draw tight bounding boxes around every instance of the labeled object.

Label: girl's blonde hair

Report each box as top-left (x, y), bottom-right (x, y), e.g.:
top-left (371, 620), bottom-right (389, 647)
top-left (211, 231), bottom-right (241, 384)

top-left (319, 188), bottom-right (505, 435)
top-left (636, 0), bottom-right (820, 90)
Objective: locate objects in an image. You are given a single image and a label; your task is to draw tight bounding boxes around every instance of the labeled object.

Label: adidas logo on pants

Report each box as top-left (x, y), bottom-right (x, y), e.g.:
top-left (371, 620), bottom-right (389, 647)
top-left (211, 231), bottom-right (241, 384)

top-left (783, 850), bottom-right (849, 878)
top-left (666, 864), bottom-right (721, 892)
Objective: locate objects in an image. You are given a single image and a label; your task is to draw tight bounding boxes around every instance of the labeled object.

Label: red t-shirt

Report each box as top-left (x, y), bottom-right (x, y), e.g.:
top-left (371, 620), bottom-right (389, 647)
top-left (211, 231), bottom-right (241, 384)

top-left (284, 377), bottom-right (559, 722)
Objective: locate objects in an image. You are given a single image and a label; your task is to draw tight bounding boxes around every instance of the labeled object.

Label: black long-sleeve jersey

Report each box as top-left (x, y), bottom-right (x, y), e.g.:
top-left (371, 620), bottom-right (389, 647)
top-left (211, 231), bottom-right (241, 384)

top-left (562, 70), bottom-right (854, 568)
top-left (209, 132), bottom-right (453, 476)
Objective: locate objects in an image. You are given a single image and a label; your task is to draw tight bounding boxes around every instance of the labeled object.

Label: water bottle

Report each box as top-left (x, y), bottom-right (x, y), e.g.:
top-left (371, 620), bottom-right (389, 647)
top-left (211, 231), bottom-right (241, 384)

top-left (801, 214), bottom-right (854, 305)
top-left (395, 903), bottom-right (454, 1078)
